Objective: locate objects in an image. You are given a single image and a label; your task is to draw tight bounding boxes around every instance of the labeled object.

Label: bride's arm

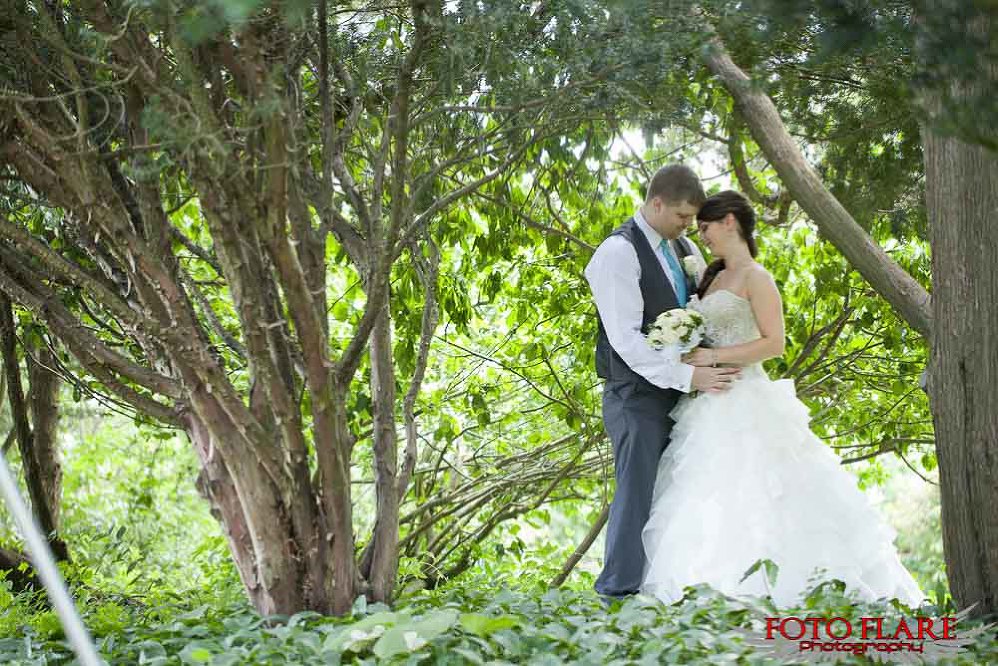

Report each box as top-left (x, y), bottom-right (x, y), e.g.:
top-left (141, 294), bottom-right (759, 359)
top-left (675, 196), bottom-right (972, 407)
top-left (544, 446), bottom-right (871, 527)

top-left (693, 268), bottom-right (785, 367)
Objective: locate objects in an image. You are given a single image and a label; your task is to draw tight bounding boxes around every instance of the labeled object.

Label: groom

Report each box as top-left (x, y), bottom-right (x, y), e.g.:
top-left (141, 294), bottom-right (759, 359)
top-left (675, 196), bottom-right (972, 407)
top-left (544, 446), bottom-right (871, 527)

top-left (585, 164), bottom-right (741, 601)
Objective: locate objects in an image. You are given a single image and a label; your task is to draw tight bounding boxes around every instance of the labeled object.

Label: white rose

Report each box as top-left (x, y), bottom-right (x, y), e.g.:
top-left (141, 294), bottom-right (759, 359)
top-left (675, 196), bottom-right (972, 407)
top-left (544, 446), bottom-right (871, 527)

top-left (672, 309), bottom-right (695, 326)
top-left (656, 326), bottom-right (681, 346)
top-left (646, 329), bottom-right (667, 348)
top-left (655, 310), bottom-right (683, 327)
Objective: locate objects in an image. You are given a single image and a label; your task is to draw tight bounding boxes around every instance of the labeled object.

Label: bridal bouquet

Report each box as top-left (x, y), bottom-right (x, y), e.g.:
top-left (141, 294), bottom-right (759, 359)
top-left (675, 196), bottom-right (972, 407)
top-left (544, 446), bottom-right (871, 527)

top-left (647, 308), bottom-right (705, 353)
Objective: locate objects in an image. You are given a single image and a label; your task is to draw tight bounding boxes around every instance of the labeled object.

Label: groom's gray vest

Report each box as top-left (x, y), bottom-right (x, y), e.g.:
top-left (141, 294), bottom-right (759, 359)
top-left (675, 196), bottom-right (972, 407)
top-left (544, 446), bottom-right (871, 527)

top-left (595, 218), bottom-right (696, 386)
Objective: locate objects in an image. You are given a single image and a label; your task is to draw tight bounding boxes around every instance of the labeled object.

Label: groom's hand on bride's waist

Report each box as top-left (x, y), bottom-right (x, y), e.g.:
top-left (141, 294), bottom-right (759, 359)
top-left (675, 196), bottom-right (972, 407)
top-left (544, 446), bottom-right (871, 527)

top-left (691, 366), bottom-right (741, 393)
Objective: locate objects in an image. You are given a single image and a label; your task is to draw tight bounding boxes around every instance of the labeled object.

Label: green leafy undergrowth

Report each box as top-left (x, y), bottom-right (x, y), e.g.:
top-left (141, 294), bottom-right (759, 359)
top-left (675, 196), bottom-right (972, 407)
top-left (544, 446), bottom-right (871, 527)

top-left (2, 571), bottom-right (996, 665)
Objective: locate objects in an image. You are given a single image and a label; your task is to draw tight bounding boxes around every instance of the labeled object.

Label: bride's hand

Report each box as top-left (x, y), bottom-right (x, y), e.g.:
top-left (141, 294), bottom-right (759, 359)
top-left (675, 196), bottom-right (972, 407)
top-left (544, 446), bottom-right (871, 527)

top-left (682, 347), bottom-right (716, 367)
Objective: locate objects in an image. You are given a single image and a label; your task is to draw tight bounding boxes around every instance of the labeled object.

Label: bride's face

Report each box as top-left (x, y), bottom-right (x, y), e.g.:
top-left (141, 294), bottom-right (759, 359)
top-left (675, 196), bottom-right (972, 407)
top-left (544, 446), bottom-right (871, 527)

top-left (697, 214), bottom-right (737, 255)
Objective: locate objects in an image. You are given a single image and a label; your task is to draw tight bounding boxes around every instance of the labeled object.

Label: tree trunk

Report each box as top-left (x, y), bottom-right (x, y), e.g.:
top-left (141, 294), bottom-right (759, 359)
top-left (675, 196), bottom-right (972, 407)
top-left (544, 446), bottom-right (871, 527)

top-left (186, 407), bottom-right (345, 615)
top-left (366, 294), bottom-right (400, 602)
top-left (923, 106), bottom-right (998, 622)
top-left (914, 2), bottom-right (998, 621)
top-left (26, 344), bottom-right (65, 560)
top-left (188, 416), bottom-right (265, 607)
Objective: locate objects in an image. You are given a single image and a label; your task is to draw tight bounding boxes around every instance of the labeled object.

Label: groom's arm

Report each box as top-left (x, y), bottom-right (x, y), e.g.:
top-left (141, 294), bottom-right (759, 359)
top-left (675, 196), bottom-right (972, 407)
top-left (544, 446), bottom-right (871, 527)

top-left (584, 236), bottom-right (695, 392)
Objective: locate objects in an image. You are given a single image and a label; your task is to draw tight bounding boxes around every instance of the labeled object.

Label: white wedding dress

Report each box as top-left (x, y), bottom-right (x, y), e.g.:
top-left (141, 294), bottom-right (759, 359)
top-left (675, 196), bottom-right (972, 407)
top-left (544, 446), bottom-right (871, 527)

top-left (639, 289), bottom-right (926, 608)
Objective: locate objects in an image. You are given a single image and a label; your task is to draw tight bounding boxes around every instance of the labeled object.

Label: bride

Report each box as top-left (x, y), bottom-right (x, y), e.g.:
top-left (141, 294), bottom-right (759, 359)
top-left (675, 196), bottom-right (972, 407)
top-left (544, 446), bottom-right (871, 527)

top-left (639, 190), bottom-right (926, 608)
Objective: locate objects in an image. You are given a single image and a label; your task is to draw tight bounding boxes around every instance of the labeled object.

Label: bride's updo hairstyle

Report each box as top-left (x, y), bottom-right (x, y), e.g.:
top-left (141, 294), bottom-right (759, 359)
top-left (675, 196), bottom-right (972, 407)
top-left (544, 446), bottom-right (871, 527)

top-left (695, 190), bottom-right (757, 298)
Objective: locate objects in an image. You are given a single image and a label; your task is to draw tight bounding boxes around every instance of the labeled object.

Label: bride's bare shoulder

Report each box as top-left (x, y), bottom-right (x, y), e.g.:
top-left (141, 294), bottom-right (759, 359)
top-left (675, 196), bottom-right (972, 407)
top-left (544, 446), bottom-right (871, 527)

top-left (746, 263), bottom-right (779, 295)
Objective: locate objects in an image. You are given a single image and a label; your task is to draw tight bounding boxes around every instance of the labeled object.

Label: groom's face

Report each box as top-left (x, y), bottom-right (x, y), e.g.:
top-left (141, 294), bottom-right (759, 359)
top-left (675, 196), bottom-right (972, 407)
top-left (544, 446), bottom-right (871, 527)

top-left (648, 197), bottom-right (699, 240)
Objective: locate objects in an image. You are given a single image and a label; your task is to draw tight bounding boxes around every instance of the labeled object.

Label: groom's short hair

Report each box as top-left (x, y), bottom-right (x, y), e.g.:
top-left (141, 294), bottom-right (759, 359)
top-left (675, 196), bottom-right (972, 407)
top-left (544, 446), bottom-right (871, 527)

top-left (645, 164), bottom-right (706, 207)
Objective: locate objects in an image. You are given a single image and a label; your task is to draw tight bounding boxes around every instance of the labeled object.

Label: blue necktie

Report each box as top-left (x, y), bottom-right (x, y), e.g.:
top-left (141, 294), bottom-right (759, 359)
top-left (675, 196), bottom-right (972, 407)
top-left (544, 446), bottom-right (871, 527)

top-left (659, 239), bottom-right (688, 305)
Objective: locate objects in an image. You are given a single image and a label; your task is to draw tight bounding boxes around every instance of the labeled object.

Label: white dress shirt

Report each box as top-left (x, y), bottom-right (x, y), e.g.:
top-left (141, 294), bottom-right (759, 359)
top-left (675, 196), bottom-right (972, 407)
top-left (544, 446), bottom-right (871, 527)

top-left (584, 209), bottom-right (707, 393)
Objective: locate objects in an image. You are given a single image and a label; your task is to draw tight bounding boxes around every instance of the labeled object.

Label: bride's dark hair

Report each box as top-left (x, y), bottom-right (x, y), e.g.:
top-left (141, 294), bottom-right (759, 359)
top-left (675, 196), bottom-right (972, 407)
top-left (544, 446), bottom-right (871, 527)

top-left (696, 190), bottom-right (758, 298)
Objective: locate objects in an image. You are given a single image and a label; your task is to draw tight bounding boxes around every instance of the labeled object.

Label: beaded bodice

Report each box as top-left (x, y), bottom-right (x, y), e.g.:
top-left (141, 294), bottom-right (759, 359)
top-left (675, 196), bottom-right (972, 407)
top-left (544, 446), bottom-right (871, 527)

top-left (690, 289), bottom-right (761, 347)
top-left (689, 289), bottom-right (770, 380)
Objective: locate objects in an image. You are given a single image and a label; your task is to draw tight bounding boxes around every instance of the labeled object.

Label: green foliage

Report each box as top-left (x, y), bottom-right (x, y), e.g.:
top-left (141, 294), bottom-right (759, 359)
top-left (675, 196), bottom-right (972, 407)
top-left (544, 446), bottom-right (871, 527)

top-left (0, 404), bottom-right (240, 603)
top-left (731, 0), bottom-right (998, 150)
top-left (879, 459), bottom-right (949, 603)
top-left (3, 571), bottom-right (996, 665)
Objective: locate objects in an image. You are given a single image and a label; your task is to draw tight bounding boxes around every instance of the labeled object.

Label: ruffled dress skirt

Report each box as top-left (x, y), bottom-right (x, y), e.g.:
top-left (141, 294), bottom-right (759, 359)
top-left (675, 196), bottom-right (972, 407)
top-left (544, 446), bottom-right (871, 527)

top-left (639, 368), bottom-right (926, 608)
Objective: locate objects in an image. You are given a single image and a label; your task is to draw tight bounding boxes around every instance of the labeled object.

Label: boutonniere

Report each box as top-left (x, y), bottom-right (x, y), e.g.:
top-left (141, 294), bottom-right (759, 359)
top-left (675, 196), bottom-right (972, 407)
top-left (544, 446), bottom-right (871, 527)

top-left (681, 255), bottom-right (704, 281)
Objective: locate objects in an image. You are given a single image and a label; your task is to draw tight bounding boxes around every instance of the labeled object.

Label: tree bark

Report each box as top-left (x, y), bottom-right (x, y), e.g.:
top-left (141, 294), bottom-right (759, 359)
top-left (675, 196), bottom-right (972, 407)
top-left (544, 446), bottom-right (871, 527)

top-left (182, 389), bottom-right (325, 616)
top-left (702, 37), bottom-right (933, 338)
top-left (187, 416), bottom-right (263, 609)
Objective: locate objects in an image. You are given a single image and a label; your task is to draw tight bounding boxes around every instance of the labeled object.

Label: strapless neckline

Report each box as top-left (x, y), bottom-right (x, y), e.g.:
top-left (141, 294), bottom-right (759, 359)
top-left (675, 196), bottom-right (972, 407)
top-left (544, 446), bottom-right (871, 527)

top-left (700, 288), bottom-right (749, 305)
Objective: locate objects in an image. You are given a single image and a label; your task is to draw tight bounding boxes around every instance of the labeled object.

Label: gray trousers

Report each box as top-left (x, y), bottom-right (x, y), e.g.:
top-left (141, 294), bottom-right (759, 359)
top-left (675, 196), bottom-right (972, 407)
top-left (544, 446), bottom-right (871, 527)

top-left (594, 379), bottom-right (679, 597)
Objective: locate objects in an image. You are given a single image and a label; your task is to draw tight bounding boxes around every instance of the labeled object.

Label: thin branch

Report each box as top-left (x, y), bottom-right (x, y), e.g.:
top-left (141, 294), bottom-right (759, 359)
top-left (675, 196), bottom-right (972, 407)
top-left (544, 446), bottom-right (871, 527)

top-left (549, 502), bottom-right (608, 588)
top-left (171, 226), bottom-right (222, 275)
top-left (398, 238), bottom-right (439, 502)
